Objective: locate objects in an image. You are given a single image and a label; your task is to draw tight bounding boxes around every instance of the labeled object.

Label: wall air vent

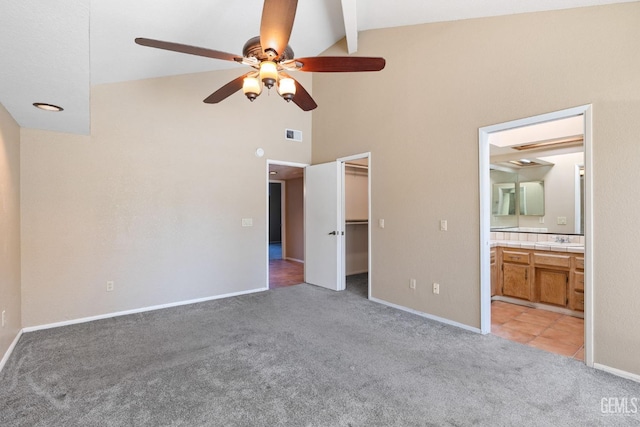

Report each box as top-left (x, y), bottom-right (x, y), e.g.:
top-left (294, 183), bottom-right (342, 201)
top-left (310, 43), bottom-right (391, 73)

top-left (285, 129), bottom-right (303, 142)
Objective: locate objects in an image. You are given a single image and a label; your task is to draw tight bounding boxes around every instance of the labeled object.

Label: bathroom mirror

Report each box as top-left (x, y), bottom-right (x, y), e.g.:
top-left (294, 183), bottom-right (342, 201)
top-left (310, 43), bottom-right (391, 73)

top-left (493, 183), bottom-right (517, 215)
top-left (519, 181), bottom-right (544, 216)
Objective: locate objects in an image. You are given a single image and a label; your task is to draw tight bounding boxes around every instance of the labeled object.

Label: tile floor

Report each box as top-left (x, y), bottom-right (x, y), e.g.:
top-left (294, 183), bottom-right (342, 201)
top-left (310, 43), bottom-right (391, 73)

top-left (491, 300), bottom-right (584, 361)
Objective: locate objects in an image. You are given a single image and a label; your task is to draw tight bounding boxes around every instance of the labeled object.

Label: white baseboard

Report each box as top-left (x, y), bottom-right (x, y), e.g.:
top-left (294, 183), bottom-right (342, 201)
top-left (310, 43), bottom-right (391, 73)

top-left (22, 287), bottom-right (266, 333)
top-left (0, 330), bottom-right (23, 374)
top-left (285, 257), bottom-right (304, 264)
top-left (369, 297), bottom-right (482, 334)
top-left (594, 363), bottom-right (640, 383)
top-left (346, 269), bottom-right (369, 276)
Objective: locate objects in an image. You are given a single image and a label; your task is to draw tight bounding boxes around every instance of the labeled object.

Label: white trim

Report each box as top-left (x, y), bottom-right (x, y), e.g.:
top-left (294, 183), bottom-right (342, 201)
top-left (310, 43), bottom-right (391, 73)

top-left (0, 330), bottom-right (23, 374)
top-left (594, 363), bottom-right (640, 384)
top-left (370, 297), bottom-right (482, 334)
top-left (479, 127), bottom-right (491, 334)
top-left (582, 107), bottom-right (594, 368)
top-left (22, 288), bottom-right (265, 333)
top-left (574, 164), bottom-right (584, 235)
top-left (479, 105), bottom-right (594, 363)
top-left (346, 269), bottom-right (369, 275)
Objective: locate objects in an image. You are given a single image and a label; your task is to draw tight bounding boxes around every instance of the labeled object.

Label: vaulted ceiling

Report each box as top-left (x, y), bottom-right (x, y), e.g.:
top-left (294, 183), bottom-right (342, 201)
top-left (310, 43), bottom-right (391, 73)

top-left (1, 0), bottom-right (634, 135)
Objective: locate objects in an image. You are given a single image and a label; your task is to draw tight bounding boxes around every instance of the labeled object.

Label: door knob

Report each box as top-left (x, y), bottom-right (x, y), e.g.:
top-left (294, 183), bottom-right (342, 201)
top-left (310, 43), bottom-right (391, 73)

top-left (328, 231), bottom-right (337, 235)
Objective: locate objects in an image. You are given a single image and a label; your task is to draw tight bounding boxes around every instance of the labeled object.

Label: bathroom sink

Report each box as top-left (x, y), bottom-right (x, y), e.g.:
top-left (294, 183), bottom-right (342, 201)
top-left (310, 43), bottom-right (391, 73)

top-left (542, 242), bottom-right (583, 247)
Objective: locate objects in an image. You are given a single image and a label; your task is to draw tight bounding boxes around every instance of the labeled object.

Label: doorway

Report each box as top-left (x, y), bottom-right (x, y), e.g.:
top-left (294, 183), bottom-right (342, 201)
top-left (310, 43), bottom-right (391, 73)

top-left (479, 105), bottom-right (593, 366)
top-left (267, 161), bottom-right (307, 289)
top-left (344, 157), bottom-right (370, 299)
top-left (303, 153), bottom-right (372, 297)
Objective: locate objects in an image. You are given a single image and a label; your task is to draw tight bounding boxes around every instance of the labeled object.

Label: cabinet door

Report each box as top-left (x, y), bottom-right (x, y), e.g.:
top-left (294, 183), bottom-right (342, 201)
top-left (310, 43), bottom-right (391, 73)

top-left (537, 269), bottom-right (568, 306)
top-left (502, 263), bottom-right (532, 300)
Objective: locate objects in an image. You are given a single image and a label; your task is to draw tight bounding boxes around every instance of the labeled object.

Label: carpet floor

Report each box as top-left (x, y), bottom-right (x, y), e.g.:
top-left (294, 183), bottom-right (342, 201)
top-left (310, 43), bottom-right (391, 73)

top-left (1, 281), bottom-right (639, 426)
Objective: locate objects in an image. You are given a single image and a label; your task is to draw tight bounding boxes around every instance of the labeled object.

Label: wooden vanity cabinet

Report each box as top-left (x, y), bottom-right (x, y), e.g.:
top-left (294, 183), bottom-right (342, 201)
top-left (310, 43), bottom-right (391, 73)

top-left (495, 246), bottom-right (584, 313)
top-left (490, 249), bottom-right (497, 296)
top-left (501, 250), bottom-right (532, 301)
top-left (570, 256), bottom-right (585, 311)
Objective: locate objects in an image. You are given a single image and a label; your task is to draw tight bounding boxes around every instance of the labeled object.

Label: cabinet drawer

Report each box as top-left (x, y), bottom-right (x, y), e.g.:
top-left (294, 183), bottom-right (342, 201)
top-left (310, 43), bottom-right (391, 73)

top-left (573, 291), bottom-right (584, 311)
top-left (534, 253), bottom-right (571, 268)
top-left (502, 251), bottom-right (530, 264)
top-left (575, 257), bottom-right (584, 270)
top-left (574, 271), bottom-right (584, 292)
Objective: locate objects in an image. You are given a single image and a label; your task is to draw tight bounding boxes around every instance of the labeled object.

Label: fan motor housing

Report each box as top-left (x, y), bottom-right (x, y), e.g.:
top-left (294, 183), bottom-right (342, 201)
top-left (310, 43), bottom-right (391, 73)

top-left (242, 36), bottom-right (294, 61)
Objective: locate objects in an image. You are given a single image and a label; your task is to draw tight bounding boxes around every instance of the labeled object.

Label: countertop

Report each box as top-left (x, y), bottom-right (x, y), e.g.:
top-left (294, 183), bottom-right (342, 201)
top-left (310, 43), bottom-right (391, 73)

top-left (491, 240), bottom-right (584, 254)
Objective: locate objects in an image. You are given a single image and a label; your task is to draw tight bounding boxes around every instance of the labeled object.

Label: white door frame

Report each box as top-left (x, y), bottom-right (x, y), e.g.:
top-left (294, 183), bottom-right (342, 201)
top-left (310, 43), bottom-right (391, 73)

top-left (337, 152), bottom-right (372, 299)
top-left (478, 105), bottom-right (594, 367)
top-left (266, 159), bottom-right (309, 290)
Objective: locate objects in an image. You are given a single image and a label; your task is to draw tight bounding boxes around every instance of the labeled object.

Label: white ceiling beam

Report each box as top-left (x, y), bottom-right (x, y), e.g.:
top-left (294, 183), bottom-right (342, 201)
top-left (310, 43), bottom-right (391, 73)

top-left (341, 0), bottom-right (358, 53)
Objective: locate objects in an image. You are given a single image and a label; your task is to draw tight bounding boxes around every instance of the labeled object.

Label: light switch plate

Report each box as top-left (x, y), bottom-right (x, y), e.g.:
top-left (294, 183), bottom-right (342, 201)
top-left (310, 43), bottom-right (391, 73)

top-left (440, 220), bottom-right (448, 231)
top-left (242, 218), bottom-right (253, 227)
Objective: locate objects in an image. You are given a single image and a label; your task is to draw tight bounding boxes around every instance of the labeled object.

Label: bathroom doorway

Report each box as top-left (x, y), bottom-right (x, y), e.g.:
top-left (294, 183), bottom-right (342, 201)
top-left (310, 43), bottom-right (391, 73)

top-left (479, 105), bottom-right (593, 366)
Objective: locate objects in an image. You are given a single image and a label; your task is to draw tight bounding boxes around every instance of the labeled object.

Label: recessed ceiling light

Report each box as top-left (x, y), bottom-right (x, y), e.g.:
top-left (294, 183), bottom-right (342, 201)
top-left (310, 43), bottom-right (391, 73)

top-left (33, 102), bottom-right (64, 112)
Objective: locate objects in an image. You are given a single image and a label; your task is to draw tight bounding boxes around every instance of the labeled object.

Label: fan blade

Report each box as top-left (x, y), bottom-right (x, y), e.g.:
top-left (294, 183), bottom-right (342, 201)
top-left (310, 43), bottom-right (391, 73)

top-left (135, 38), bottom-right (242, 62)
top-left (295, 56), bottom-right (386, 72)
top-left (280, 73), bottom-right (317, 111)
top-left (260, 0), bottom-right (298, 58)
top-left (203, 73), bottom-right (251, 104)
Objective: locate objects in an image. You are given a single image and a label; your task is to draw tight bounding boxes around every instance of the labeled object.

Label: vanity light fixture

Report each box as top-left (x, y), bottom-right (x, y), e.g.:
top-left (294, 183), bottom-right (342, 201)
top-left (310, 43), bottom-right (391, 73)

top-left (269, 171), bottom-right (278, 175)
top-left (33, 102), bottom-right (64, 112)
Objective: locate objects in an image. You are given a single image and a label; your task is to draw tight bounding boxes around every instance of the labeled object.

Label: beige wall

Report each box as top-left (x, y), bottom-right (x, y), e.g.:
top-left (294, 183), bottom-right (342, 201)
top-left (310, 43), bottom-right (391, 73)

top-left (0, 102), bottom-right (21, 358)
top-left (312, 3), bottom-right (640, 375)
top-left (20, 69), bottom-right (312, 327)
top-left (284, 177), bottom-right (304, 262)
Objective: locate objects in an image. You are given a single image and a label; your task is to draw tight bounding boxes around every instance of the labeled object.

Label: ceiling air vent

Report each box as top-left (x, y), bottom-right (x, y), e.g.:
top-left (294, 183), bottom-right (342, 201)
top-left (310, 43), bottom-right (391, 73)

top-left (285, 129), bottom-right (303, 142)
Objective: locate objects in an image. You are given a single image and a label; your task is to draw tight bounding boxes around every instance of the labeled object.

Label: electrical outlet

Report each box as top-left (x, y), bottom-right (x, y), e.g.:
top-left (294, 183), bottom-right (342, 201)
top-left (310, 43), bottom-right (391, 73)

top-left (409, 278), bottom-right (416, 289)
top-left (433, 283), bottom-right (440, 294)
top-left (106, 281), bottom-right (114, 292)
top-left (1, 310), bottom-right (5, 327)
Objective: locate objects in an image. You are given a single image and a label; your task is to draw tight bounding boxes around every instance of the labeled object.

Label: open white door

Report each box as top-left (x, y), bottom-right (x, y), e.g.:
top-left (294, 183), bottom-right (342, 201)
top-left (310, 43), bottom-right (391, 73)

top-left (304, 161), bottom-right (345, 291)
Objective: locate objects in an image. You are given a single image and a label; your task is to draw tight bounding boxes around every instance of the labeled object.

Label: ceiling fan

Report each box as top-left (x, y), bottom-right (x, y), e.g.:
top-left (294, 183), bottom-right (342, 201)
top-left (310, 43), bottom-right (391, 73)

top-left (135, 0), bottom-right (385, 111)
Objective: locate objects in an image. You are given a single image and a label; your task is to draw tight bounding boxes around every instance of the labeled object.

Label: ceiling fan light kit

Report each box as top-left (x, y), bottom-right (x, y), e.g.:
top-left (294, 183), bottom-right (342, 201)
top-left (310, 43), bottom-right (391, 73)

top-left (277, 77), bottom-right (296, 102)
top-left (135, 0), bottom-right (385, 111)
top-left (243, 76), bottom-right (262, 101)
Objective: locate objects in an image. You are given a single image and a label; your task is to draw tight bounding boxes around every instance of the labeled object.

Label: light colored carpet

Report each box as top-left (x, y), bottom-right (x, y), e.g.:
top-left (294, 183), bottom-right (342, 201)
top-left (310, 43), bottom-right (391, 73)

top-left (1, 282), bottom-right (639, 426)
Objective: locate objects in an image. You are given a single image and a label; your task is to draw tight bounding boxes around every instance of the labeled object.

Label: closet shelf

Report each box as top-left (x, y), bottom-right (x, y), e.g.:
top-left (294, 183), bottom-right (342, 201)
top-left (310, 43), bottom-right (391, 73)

top-left (346, 220), bottom-right (368, 225)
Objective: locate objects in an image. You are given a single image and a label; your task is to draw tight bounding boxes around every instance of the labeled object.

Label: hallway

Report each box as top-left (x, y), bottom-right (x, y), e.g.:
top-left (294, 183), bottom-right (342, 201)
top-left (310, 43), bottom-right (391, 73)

top-left (269, 243), bottom-right (304, 289)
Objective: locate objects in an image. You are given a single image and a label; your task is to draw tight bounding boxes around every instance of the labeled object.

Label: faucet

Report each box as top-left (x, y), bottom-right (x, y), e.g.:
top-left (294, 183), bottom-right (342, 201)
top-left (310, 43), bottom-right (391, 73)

top-left (555, 236), bottom-right (569, 243)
